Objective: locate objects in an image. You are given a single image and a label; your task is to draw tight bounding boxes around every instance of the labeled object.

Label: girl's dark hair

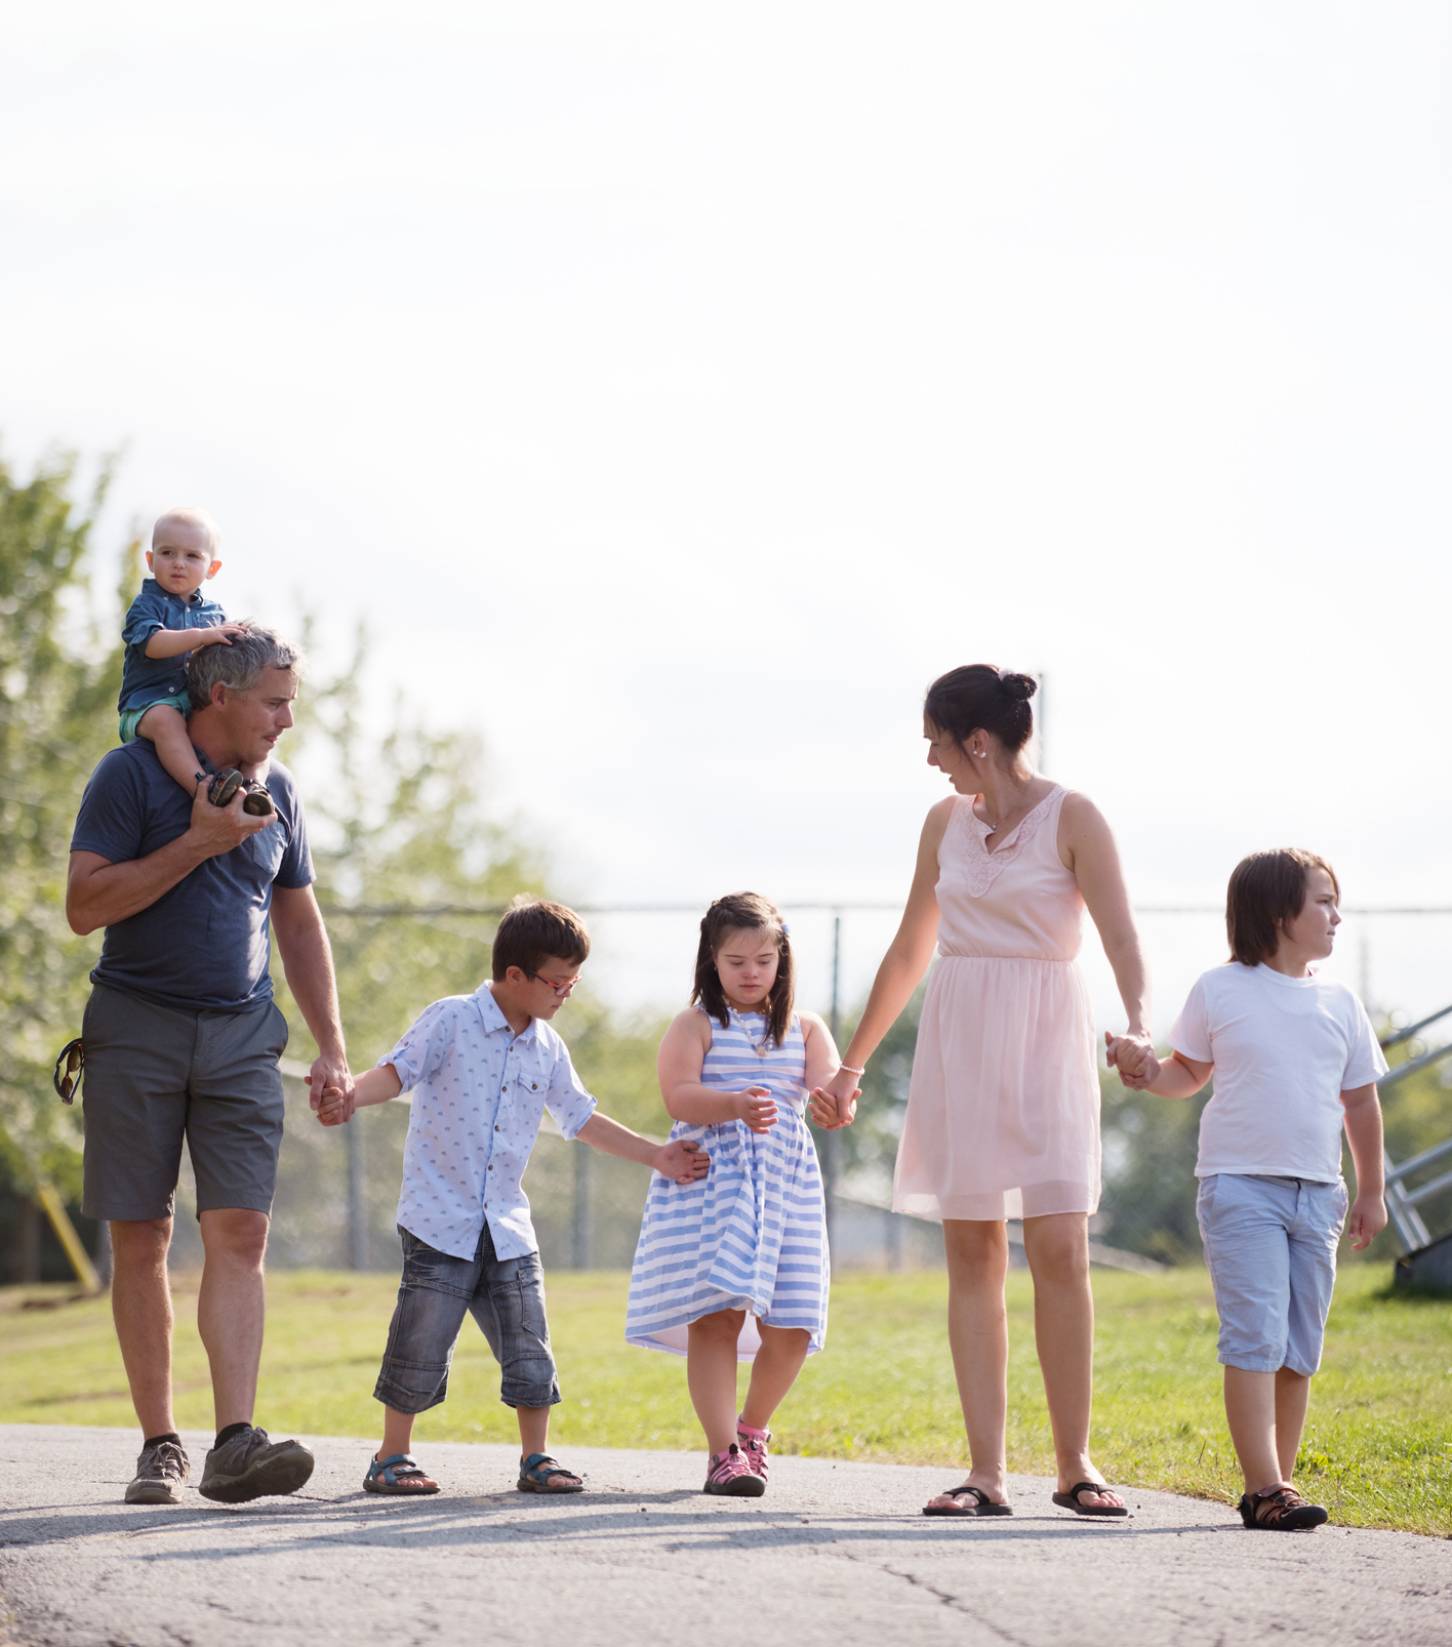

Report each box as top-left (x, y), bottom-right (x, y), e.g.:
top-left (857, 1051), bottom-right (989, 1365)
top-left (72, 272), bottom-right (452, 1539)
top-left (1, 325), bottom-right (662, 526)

top-left (1226, 849), bottom-right (1340, 967)
top-left (924, 664), bottom-right (1037, 754)
top-left (692, 891), bottom-right (795, 1049)
top-left (492, 896), bottom-right (590, 981)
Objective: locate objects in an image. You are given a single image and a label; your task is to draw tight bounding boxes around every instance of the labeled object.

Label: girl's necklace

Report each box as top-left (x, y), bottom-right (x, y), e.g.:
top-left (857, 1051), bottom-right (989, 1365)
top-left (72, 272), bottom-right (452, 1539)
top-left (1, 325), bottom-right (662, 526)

top-left (729, 1003), bottom-right (771, 1056)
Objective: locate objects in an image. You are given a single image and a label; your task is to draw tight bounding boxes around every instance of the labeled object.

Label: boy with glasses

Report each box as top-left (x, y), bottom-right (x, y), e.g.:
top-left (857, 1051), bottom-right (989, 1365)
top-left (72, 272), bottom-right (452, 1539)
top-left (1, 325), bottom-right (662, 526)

top-left (315, 897), bottom-right (708, 1496)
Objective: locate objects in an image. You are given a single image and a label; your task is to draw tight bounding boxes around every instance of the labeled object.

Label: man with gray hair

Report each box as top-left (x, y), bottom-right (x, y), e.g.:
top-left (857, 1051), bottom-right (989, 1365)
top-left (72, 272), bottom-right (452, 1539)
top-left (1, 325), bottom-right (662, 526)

top-left (67, 622), bottom-right (353, 1506)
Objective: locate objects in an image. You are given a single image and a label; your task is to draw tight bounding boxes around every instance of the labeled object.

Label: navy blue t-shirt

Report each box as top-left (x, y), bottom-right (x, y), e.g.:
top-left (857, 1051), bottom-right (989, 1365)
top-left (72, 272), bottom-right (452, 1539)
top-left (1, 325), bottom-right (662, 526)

top-left (70, 742), bottom-right (314, 1011)
top-left (118, 578), bottom-right (228, 712)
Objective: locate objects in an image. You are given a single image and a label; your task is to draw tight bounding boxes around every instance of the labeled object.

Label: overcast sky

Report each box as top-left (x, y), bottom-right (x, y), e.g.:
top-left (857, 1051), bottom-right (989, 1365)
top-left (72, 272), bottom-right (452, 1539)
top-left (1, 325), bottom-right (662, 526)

top-left (5, 2), bottom-right (1450, 1029)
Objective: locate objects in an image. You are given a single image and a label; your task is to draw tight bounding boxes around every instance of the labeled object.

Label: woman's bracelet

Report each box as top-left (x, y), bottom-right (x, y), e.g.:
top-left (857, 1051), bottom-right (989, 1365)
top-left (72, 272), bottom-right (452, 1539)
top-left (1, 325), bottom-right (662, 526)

top-left (838, 1062), bottom-right (866, 1076)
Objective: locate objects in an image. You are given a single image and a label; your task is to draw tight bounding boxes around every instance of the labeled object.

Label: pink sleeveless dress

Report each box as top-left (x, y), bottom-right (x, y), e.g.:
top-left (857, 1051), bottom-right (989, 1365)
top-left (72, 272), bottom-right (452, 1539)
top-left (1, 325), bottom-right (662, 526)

top-left (893, 785), bottom-right (1102, 1222)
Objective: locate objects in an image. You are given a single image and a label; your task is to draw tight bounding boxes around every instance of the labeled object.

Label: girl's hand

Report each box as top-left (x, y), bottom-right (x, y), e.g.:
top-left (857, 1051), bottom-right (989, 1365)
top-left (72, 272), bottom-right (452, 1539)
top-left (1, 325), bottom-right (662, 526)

top-left (815, 1065), bottom-right (861, 1126)
top-left (731, 1086), bottom-right (778, 1132)
top-left (1346, 1193), bottom-right (1388, 1251)
top-left (810, 1084), bottom-right (858, 1129)
top-left (655, 1139), bottom-right (711, 1184)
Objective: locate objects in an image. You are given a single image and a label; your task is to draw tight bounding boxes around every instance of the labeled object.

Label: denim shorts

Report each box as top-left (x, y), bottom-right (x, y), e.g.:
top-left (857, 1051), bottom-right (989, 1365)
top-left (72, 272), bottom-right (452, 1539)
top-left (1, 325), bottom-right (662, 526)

top-left (1197, 1172), bottom-right (1348, 1376)
top-left (374, 1224), bottom-right (561, 1413)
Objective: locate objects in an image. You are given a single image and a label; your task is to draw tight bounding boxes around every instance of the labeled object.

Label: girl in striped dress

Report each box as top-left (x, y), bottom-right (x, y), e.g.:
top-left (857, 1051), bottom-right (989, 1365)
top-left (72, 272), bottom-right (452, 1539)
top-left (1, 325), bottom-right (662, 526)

top-left (626, 892), bottom-right (843, 1497)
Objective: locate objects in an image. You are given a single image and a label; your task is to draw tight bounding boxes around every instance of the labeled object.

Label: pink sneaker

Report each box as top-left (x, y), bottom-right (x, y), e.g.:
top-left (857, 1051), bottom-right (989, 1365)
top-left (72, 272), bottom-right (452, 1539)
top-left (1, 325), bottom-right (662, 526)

top-left (703, 1443), bottom-right (765, 1498)
top-left (736, 1419), bottom-right (770, 1482)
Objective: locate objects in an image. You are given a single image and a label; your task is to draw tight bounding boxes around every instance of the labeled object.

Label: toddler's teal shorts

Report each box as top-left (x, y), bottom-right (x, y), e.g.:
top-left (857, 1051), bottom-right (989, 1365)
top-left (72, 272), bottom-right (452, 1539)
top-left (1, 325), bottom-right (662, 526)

top-left (118, 690), bottom-right (192, 744)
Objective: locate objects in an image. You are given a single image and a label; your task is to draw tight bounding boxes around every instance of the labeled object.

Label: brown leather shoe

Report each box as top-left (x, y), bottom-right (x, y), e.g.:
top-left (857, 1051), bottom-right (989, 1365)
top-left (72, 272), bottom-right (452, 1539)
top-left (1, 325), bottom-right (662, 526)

top-left (199, 1426), bottom-right (314, 1503)
top-left (1238, 1485), bottom-right (1328, 1530)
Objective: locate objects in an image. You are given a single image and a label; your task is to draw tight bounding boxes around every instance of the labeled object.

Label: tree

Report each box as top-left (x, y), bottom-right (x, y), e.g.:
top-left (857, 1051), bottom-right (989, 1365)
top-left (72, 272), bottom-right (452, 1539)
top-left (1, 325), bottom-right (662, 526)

top-left (0, 450), bottom-right (126, 1200)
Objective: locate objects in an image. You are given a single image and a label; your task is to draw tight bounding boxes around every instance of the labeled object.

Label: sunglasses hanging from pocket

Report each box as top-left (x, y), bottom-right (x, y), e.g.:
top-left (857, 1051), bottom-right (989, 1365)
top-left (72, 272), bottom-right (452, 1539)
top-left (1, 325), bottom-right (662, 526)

top-left (53, 1037), bottom-right (85, 1104)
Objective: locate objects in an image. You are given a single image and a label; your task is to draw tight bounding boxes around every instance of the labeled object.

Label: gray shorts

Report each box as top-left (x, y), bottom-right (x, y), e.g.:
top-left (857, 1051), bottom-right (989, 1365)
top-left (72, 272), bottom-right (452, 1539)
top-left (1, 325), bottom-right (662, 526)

top-left (375, 1224), bottom-right (561, 1413)
top-left (80, 981), bottom-right (289, 1222)
top-left (1197, 1172), bottom-right (1348, 1376)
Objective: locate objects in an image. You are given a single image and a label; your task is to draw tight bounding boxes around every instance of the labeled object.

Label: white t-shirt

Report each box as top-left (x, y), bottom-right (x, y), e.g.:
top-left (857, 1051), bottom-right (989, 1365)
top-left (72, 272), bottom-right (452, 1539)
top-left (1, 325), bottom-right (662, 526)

top-left (1170, 963), bottom-right (1388, 1183)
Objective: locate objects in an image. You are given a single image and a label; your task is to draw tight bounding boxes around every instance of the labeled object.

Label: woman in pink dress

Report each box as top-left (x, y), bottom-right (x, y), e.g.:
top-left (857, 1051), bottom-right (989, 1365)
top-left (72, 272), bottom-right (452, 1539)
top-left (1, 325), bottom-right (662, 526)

top-left (816, 664), bottom-right (1150, 1517)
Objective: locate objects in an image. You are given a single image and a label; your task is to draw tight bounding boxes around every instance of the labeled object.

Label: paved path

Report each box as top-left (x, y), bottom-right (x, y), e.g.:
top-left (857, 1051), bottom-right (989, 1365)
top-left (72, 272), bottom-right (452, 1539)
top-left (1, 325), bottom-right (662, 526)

top-left (1, 1427), bottom-right (1448, 1647)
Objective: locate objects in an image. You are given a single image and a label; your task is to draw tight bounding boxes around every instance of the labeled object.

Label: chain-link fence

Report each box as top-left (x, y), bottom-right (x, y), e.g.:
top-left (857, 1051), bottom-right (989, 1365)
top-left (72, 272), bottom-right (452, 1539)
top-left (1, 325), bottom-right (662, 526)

top-left (138, 901), bottom-right (1452, 1281)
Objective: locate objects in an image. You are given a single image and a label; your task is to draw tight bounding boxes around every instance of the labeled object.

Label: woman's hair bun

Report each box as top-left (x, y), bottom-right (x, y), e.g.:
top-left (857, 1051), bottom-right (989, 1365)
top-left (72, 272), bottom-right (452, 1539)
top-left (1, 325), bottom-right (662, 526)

top-left (999, 672), bottom-right (1037, 702)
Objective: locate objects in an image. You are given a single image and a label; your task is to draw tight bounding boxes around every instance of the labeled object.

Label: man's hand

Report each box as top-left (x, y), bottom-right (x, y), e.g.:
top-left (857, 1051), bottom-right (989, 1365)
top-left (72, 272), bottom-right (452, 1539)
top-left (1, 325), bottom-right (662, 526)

top-left (187, 781), bottom-right (274, 857)
top-left (654, 1139), bottom-right (710, 1184)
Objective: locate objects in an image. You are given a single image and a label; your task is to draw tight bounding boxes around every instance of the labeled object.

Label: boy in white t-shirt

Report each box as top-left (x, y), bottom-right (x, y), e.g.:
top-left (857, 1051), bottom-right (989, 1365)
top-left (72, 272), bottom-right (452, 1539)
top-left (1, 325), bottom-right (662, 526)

top-left (1108, 848), bottom-right (1387, 1532)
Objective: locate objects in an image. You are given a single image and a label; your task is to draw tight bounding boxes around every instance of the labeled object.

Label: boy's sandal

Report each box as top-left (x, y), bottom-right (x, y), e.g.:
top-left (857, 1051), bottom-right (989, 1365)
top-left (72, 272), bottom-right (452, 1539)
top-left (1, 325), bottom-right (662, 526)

top-left (363, 1453), bottom-right (439, 1495)
top-left (923, 1483), bottom-right (1013, 1517)
top-left (1051, 1481), bottom-right (1130, 1518)
top-left (206, 768), bottom-right (274, 816)
top-left (242, 780), bottom-right (275, 816)
top-left (1237, 1486), bottom-right (1328, 1531)
top-left (517, 1453), bottom-right (584, 1494)
top-left (207, 768), bottom-right (247, 808)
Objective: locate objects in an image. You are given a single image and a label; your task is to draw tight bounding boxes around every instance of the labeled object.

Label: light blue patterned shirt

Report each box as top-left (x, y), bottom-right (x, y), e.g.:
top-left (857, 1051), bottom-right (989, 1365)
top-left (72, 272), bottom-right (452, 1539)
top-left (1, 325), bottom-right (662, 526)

top-left (385, 982), bottom-right (598, 1261)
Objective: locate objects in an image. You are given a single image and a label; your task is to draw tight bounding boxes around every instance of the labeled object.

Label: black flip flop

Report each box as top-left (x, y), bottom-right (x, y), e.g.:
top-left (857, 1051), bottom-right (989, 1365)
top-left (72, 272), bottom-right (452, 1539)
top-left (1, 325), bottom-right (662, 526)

top-left (923, 1483), bottom-right (1013, 1517)
top-left (1052, 1480), bottom-right (1130, 1518)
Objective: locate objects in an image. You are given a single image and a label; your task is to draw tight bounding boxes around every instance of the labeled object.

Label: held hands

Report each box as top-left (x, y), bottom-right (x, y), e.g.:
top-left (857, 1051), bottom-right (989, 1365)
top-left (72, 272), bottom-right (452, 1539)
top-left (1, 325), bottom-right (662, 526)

top-left (1106, 1031), bottom-right (1160, 1091)
top-left (314, 1082), bottom-right (351, 1126)
top-left (731, 1085), bottom-right (778, 1132)
top-left (1346, 1193), bottom-right (1388, 1251)
top-left (654, 1139), bottom-right (711, 1184)
top-left (810, 1066), bottom-right (861, 1130)
top-left (308, 1059), bottom-right (355, 1126)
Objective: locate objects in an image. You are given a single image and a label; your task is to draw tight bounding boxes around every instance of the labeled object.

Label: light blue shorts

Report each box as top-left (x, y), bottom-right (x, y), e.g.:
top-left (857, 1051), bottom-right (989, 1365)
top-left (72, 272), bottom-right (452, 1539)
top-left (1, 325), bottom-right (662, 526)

top-left (119, 690), bottom-right (192, 744)
top-left (1196, 1172), bottom-right (1348, 1375)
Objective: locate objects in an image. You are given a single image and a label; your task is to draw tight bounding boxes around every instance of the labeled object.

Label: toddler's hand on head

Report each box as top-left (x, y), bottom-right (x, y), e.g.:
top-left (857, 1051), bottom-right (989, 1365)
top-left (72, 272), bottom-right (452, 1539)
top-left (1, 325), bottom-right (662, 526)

top-left (207, 623), bottom-right (249, 646)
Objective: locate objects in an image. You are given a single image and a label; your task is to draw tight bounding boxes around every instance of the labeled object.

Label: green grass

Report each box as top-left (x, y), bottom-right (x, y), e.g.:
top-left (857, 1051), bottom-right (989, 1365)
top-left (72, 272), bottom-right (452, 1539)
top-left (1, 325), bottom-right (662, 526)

top-left (4, 1266), bottom-right (1449, 1535)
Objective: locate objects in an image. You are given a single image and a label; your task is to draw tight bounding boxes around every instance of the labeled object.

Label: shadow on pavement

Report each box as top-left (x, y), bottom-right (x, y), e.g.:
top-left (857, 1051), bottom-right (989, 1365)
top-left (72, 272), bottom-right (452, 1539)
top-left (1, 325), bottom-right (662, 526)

top-left (0, 1492), bottom-right (1238, 1560)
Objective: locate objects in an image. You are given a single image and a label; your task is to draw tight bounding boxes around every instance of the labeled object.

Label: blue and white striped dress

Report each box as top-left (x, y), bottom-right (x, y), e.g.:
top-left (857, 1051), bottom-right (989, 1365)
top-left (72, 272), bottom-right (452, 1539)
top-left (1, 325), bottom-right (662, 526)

top-left (626, 1008), bottom-right (830, 1360)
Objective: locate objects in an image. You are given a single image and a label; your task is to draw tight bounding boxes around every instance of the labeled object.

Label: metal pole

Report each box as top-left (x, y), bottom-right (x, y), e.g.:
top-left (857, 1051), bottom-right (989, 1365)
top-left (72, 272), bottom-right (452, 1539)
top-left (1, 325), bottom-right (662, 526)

top-left (572, 1146), bottom-right (591, 1269)
top-left (1036, 669), bottom-right (1047, 773)
top-left (823, 910), bottom-right (842, 1251)
top-left (346, 1119), bottom-right (367, 1270)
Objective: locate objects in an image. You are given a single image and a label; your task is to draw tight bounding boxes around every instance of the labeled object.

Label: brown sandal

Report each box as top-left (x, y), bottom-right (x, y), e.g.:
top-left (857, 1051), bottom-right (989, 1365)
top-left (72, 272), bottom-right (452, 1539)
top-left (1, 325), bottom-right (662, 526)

top-left (1237, 1485), bottom-right (1327, 1531)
